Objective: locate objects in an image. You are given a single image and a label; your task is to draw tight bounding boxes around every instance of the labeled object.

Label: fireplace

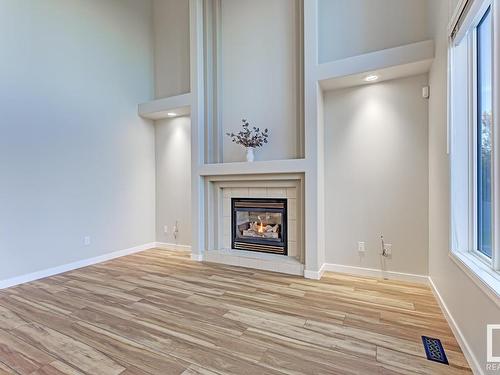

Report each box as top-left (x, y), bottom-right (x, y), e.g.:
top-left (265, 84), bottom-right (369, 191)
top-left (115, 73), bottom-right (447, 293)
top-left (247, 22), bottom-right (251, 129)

top-left (231, 198), bottom-right (287, 255)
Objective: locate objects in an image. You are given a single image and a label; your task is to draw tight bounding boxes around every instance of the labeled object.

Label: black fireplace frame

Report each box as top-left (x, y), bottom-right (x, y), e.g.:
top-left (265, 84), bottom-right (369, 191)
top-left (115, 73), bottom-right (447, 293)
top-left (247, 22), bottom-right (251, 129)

top-left (231, 198), bottom-right (288, 255)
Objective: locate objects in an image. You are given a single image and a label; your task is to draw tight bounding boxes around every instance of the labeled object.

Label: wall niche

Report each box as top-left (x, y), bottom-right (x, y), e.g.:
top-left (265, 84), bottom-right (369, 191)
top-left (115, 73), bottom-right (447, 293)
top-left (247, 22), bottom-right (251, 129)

top-left (203, 0), bottom-right (304, 164)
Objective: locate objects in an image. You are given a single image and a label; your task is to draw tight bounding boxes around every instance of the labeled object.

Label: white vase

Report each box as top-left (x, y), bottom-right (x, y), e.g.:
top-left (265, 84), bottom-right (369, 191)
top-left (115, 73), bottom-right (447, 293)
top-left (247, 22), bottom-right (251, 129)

top-left (246, 147), bottom-right (255, 162)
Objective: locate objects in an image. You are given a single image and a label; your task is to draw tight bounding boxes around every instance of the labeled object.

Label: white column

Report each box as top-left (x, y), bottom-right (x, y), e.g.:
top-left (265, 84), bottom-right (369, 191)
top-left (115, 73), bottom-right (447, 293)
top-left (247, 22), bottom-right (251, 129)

top-left (303, 0), bottom-right (325, 278)
top-left (190, 0), bottom-right (206, 261)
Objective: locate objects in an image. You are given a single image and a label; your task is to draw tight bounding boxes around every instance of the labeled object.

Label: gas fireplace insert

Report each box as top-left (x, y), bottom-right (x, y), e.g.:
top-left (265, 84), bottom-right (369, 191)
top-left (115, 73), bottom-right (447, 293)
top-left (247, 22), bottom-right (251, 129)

top-left (231, 198), bottom-right (287, 255)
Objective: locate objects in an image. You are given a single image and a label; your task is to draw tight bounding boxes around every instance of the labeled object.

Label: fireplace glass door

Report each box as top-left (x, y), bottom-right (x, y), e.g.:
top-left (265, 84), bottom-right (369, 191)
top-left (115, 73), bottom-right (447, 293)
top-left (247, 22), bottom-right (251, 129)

top-left (231, 198), bottom-right (287, 255)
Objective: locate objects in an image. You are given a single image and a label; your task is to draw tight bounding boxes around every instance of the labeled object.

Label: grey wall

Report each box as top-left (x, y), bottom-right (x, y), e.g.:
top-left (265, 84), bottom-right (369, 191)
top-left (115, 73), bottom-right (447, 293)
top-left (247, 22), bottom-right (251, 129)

top-left (153, 0), bottom-right (190, 99)
top-left (152, 0), bottom-right (192, 247)
top-left (0, 0), bottom-right (156, 280)
top-left (426, 0), bottom-right (500, 372)
top-left (324, 75), bottom-right (429, 276)
top-left (155, 117), bottom-right (191, 246)
top-left (221, 0), bottom-right (300, 162)
top-left (319, 0), bottom-right (430, 63)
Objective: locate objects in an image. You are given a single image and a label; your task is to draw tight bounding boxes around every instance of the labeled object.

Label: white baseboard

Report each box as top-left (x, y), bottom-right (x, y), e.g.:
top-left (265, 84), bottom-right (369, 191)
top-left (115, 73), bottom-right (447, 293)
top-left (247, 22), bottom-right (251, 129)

top-left (322, 263), bottom-right (429, 284)
top-left (428, 277), bottom-right (483, 375)
top-left (0, 242), bottom-right (157, 290)
top-left (304, 264), bottom-right (326, 280)
top-left (154, 242), bottom-right (192, 252)
top-left (191, 253), bottom-right (204, 261)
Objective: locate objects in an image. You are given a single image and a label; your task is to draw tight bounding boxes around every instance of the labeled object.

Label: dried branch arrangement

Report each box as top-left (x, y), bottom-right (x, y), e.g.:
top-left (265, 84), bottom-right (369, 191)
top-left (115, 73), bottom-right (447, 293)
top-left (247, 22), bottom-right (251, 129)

top-left (226, 119), bottom-right (269, 148)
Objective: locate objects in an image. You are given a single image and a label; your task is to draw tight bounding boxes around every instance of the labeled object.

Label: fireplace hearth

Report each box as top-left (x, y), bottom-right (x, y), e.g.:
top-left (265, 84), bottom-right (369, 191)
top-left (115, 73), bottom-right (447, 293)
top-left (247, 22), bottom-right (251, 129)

top-left (231, 198), bottom-right (287, 255)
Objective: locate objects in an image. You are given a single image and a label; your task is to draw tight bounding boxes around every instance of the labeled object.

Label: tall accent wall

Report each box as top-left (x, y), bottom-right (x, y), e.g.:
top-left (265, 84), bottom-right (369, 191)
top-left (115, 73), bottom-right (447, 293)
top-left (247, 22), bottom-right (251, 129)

top-left (221, 0), bottom-right (301, 162)
top-left (324, 75), bottom-right (429, 276)
top-left (155, 117), bottom-right (191, 246)
top-left (318, 0), bottom-right (430, 63)
top-left (153, 0), bottom-right (190, 99)
top-left (426, 0), bottom-right (500, 372)
top-left (152, 0), bottom-right (192, 247)
top-left (0, 0), bottom-right (156, 281)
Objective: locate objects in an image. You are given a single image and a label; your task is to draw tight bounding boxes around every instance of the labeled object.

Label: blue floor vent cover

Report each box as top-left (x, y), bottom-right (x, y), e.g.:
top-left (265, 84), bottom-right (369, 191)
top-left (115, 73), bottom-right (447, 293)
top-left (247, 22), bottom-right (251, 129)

top-left (422, 336), bottom-right (449, 365)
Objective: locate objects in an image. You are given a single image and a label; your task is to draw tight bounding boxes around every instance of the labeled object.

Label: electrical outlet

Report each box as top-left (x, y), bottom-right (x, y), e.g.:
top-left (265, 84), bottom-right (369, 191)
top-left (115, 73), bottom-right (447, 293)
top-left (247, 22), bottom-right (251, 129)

top-left (358, 241), bottom-right (365, 253)
top-left (84, 236), bottom-right (91, 246)
top-left (384, 243), bottom-right (392, 256)
top-left (163, 225), bottom-right (168, 234)
top-left (173, 221), bottom-right (179, 240)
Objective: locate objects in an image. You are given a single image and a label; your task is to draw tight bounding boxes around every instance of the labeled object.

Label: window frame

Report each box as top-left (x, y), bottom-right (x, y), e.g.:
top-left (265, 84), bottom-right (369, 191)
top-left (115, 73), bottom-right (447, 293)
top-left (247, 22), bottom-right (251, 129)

top-left (470, 4), bottom-right (494, 264)
top-left (449, 0), bottom-right (500, 302)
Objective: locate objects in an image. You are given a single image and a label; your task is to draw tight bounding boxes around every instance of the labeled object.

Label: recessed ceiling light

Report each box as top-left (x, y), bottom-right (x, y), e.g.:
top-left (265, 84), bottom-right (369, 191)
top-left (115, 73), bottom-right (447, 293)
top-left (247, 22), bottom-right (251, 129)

top-left (365, 75), bottom-right (379, 82)
top-left (167, 112), bottom-right (177, 117)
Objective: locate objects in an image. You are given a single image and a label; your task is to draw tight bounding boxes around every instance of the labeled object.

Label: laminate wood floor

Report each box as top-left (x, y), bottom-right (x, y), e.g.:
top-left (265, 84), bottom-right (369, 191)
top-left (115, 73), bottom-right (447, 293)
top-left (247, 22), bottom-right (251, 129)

top-left (0, 249), bottom-right (471, 375)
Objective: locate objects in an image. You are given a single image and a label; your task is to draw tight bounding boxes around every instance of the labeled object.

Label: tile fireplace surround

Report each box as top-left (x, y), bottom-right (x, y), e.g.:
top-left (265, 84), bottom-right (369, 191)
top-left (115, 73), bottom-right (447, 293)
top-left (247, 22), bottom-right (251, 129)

top-left (203, 175), bottom-right (305, 276)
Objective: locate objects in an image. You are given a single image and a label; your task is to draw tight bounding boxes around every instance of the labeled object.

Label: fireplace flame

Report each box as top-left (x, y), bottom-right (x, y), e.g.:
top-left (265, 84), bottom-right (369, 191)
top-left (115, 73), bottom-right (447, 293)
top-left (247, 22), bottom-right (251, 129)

top-left (257, 215), bottom-right (264, 233)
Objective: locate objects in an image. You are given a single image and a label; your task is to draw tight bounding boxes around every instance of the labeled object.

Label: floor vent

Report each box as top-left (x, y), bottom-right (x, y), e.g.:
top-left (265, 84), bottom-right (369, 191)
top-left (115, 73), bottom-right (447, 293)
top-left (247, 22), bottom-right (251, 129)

top-left (421, 336), bottom-right (449, 365)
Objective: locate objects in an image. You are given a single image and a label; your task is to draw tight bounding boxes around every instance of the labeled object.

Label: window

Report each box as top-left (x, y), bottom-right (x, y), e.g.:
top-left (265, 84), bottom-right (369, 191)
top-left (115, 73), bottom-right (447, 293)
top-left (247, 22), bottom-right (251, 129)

top-left (476, 7), bottom-right (493, 259)
top-left (449, 0), bottom-right (499, 297)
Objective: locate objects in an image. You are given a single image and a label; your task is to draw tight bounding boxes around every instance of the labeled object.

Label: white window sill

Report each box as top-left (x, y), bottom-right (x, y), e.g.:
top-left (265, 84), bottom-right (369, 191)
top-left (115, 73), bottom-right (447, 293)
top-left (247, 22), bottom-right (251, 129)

top-left (449, 251), bottom-right (500, 308)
